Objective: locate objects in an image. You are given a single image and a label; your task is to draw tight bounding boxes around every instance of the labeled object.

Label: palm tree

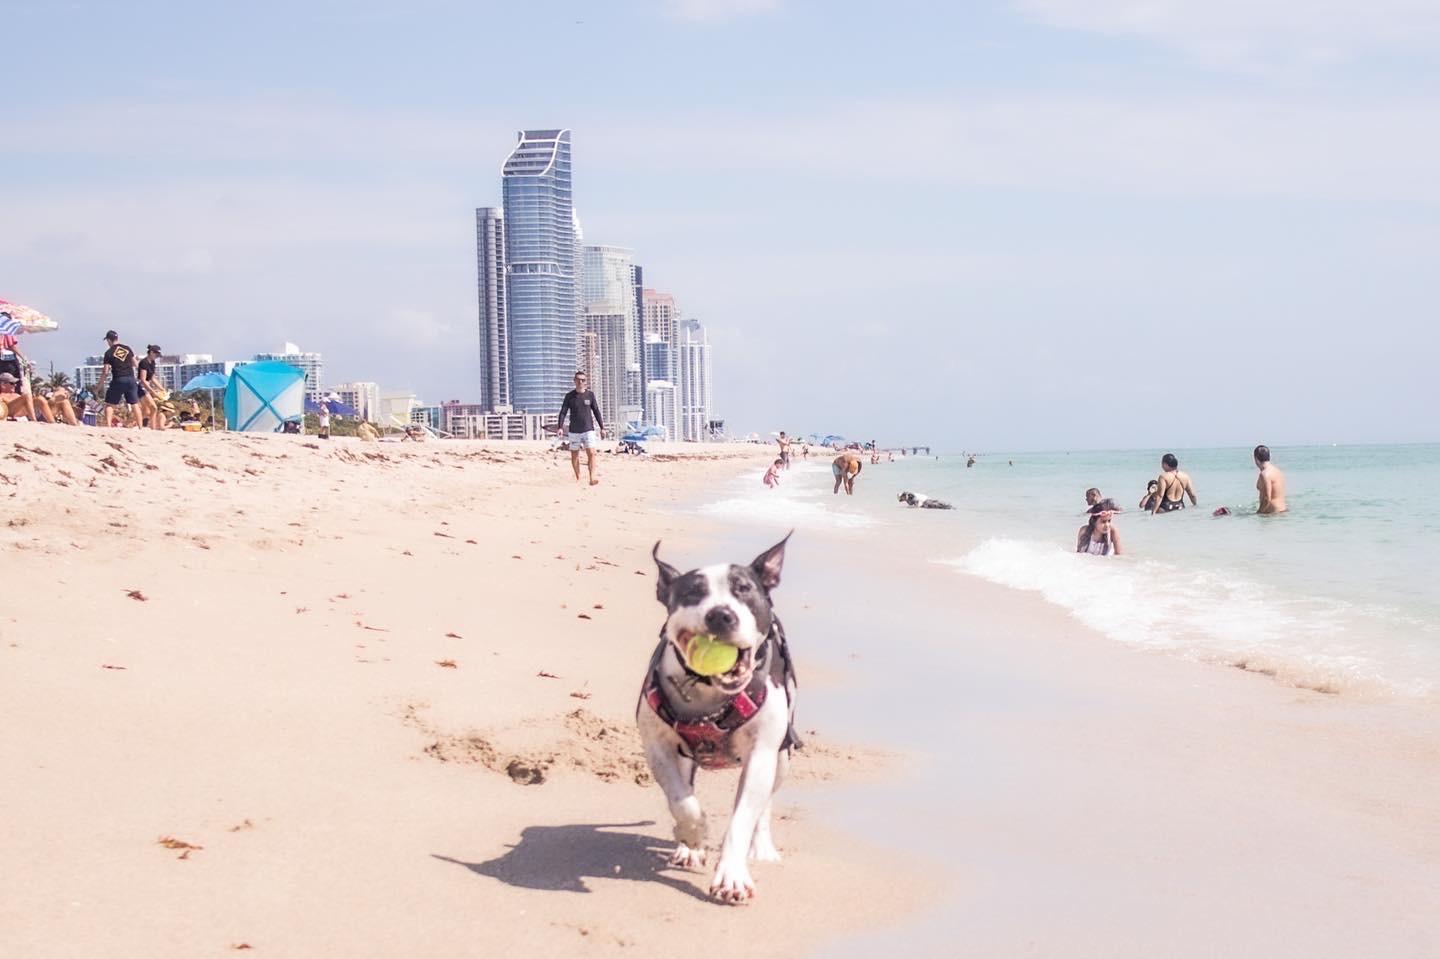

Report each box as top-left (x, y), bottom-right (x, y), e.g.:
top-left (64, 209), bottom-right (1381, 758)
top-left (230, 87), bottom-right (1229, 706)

top-left (47, 370), bottom-right (73, 391)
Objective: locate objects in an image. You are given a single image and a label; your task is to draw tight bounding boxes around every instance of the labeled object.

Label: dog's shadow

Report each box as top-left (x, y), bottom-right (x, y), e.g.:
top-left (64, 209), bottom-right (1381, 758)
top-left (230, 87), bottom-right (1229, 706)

top-left (434, 821), bottom-right (711, 903)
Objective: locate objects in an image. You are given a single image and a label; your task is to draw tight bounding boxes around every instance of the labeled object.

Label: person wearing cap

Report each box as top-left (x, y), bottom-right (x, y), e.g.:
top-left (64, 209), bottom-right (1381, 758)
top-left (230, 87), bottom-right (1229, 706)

top-left (95, 331), bottom-right (142, 428)
top-left (0, 372), bottom-right (37, 421)
top-left (137, 344), bottom-right (170, 430)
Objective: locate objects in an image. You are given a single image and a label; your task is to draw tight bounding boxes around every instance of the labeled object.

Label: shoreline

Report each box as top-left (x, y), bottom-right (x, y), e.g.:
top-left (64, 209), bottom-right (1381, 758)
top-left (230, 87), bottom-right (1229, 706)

top-left (689, 467), bottom-right (1440, 957)
top-left (6, 426), bottom-right (1437, 956)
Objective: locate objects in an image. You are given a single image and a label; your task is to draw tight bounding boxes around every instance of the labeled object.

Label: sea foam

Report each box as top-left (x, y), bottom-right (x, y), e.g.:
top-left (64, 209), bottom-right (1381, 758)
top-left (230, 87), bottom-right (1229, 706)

top-left (946, 537), bottom-right (1433, 698)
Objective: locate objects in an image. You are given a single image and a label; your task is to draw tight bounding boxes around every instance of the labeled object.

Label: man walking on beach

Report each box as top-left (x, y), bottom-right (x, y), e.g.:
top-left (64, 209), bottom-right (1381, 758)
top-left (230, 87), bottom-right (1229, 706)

top-left (94, 330), bottom-right (143, 428)
top-left (1151, 453), bottom-right (1198, 514)
top-left (777, 431), bottom-right (792, 470)
top-left (832, 451), bottom-right (862, 495)
top-left (1254, 445), bottom-right (1288, 514)
top-left (557, 371), bottom-right (605, 486)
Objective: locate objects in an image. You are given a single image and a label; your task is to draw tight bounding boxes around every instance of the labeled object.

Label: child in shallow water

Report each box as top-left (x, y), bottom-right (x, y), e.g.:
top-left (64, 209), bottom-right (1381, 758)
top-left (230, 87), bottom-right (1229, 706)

top-left (763, 458), bottom-right (783, 489)
top-left (1077, 499), bottom-right (1123, 556)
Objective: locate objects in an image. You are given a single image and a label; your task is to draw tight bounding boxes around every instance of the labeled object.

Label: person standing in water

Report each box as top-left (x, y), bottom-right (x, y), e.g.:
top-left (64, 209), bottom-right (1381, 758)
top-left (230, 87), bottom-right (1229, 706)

top-left (776, 431), bottom-right (792, 470)
top-left (1254, 445), bottom-right (1288, 513)
top-left (832, 451), bottom-right (862, 495)
top-left (1151, 453), bottom-right (1198, 514)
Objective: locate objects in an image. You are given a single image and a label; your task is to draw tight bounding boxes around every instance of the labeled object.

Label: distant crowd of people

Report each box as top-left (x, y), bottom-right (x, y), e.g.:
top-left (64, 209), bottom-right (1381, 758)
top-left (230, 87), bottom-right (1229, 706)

top-left (2, 330), bottom-right (211, 431)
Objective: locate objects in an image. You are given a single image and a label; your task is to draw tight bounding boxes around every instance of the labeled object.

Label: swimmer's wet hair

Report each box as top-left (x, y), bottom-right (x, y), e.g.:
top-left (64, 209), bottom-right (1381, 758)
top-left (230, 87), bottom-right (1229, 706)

top-left (1162, 453), bottom-right (1179, 469)
top-left (1254, 445), bottom-right (1271, 463)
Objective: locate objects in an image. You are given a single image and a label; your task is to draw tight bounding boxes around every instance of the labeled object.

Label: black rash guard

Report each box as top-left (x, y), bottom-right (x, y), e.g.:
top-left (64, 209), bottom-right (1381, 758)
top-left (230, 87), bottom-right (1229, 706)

top-left (557, 389), bottom-right (603, 434)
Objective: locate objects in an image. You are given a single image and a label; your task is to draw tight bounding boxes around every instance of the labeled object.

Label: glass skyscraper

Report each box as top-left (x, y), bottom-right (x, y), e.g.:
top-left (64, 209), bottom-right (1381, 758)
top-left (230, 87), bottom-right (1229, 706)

top-left (501, 129), bottom-right (578, 415)
top-left (475, 206), bottom-right (508, 410)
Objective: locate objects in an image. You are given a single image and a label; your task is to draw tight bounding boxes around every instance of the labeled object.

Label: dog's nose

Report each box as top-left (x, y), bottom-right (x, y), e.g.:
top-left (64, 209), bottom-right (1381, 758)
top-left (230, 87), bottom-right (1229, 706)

top-left (704, 606), bottom-right (738, 634)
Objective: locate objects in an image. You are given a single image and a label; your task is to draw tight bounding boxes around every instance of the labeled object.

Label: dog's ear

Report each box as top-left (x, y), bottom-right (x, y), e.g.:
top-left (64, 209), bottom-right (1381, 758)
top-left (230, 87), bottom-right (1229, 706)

top-left (653, 541), bottom-right (681, 603)
top-left (750, 531), bottom-right (793, 591)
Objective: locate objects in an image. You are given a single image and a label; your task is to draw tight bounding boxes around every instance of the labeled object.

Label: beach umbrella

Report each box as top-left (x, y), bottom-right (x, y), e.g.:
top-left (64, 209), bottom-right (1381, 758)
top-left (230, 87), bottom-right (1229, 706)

top-left (305, 397), bottom-right (357, 417)
top-left (182, 372), bottom-right (229, 391)
top-left (181, 372), bottom-right (229, 428)
top-left (0, 300), bottom-right (59, 336)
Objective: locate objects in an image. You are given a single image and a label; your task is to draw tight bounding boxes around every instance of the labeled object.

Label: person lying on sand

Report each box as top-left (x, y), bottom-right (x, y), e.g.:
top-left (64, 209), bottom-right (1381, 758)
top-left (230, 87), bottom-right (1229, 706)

top-left (34, 385), bottom-right (79, 426)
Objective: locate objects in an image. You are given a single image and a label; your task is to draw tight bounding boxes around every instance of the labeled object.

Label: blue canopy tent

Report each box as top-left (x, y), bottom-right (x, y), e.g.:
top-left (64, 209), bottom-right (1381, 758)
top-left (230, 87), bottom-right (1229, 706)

top-left (224, 361), bottom-right (305, 433)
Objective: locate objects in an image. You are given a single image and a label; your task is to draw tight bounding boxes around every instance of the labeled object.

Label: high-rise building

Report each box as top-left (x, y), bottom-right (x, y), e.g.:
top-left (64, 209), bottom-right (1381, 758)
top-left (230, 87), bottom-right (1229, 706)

top-left (642, 288), bottom-right (679, 414)
top-left (631, 263), bottom-right (646, 415)
top-left (501, 129), bottom-right (578, 415)
top-left (583, 244), bottom-right (642, 429)
top-left (642, 288), bottom-right (678, 344)
top-left (645, 379), bottom-right (678, 442)
top-left (676, 319), bottom-right (713, 442)
top-left (253, 343), bottom-right (324, 402)
top-left (331, 381), bottom-right (380, 421)
top-left (644, 334), bottom-right (672, 384)
top-left (476, 206), bottom-right (508, 410)
top-left (582, 309), bottom-right (629, 432)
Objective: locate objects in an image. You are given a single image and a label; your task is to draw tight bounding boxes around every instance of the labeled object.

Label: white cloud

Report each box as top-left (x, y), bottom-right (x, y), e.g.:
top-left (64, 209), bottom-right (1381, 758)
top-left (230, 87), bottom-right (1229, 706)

top-left (586, 94), bottom-right (1440, 201)
top-left (662, 0), bottom-right (782, 22)
top-left (1013, 0), bottom-right (1440, 71)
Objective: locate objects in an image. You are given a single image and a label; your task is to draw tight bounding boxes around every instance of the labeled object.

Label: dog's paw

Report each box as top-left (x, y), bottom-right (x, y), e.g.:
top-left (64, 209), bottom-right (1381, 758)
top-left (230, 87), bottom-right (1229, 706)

top-left (709, 860), bottom-right (756, 904)
top-left (668, 843), bottom-right (707, 870)
top-left (748, 836), bottom-right (782, 863)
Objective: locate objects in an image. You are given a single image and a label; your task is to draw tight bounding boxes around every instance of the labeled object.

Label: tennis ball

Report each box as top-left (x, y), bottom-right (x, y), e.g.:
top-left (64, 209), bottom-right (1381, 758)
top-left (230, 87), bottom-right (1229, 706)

top-left (686, 633), bottom-right (739, 676)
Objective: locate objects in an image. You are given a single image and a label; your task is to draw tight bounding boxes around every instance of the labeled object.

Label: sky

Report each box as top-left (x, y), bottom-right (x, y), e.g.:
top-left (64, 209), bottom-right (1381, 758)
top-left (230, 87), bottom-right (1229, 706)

top-left (4, 0), bottom-right (1439, 450)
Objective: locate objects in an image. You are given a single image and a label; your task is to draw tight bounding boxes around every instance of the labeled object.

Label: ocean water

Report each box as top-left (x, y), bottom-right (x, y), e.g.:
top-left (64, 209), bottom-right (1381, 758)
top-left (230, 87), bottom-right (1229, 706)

top-left (698, 445), bottom-right (1440, 699)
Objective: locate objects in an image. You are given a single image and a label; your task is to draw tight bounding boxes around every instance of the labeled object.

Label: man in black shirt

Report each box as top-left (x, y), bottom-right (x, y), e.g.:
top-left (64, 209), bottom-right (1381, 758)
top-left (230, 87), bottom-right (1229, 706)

top-left (95, 330), bottom-right (143, 428)
top-left (556, 370), bottom-right (605, 486)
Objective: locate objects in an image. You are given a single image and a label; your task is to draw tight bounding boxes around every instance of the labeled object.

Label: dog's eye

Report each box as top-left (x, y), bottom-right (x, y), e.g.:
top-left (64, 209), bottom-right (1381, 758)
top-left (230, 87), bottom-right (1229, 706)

top-left (734, 581), bottom-right (751, 594)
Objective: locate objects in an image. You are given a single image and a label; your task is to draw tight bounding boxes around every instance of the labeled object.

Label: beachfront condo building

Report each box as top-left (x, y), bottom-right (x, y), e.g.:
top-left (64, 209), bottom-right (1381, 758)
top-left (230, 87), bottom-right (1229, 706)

top-left (582, 309), bottom-right (630, 433)
top-left (631, 263), bottom-right (646, 416)
top-left (501, 129), bottom-right (579, 416)
top-left (677, 319), bottom-right (713, 442)
top-left (645, 379), bottom-right (678, 442)
top-left (331, 381), bottom-right (380, 422)
top-left (583, 244), bottom-right (643, 429)
top-left (253, 343), bottom-right (324, 403)
top-left (642, 288), bottom-right (679, 413)
top-left (475, 206), bottom-right (509, 411)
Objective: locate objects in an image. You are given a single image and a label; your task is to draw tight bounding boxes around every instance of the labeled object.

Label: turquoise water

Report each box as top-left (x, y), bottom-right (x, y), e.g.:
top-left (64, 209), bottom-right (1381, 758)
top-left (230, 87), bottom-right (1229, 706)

top-left (699, 444), bottom-right (1440, 698)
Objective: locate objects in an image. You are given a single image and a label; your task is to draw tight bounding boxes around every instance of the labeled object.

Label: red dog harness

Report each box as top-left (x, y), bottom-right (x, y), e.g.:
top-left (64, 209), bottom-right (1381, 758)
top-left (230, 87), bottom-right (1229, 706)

top-left (644, 644), bottom-right (772, 770)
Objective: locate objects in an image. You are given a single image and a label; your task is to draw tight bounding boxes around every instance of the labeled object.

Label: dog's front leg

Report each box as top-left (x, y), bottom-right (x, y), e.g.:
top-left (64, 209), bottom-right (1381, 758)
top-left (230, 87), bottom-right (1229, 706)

top-left (642, 733), bottom-right (708, 869)
top-left (711, 742), bottom-right (780, 903)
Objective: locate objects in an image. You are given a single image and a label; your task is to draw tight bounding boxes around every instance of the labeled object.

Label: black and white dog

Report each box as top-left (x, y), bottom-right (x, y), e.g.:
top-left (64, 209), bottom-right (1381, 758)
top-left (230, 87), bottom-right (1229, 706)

top-left (637, 534), bottom-right (799, 904)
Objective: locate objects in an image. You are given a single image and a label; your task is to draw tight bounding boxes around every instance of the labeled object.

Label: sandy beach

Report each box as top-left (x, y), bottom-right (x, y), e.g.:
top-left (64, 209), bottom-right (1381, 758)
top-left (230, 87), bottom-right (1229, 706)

top-left (1, 427), bottom-right (927, 957)
top-left (4, 426), bottom-right (1438, 958)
